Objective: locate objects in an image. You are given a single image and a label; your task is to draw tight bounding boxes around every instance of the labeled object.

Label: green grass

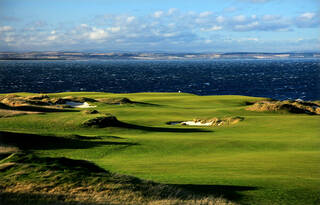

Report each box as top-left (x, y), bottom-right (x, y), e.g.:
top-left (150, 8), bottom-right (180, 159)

top-left (0, 92), bottom-right (319, 204)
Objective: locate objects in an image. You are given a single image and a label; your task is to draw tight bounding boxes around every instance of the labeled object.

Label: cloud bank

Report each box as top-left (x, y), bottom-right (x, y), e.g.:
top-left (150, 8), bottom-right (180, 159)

top-left (0, 9), bottom-right (319, 52)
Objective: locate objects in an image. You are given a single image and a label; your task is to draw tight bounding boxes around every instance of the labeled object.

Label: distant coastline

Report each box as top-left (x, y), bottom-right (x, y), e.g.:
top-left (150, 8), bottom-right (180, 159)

top-left (1, 51), bottom-right (319, 60)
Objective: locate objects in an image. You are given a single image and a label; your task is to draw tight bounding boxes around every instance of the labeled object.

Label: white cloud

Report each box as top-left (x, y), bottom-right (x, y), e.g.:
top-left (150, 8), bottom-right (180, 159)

top-left (295, 12), bottom-right (319, 28)
top-left (4, 36), bottom-right (14, 42)
top-left (233, 15), bottom-right (247, 22)
top-left (127, 16), bottom-right (135, 23)
top-left (107, 27), bottom-right (121, 32)
top-left (0, 26), bottom-right (13, 32)
top-left (234, 21), bottom-right (259, 31)
top-left (216, 16), bottom-right (225, 23)
top-left (199, 11), bottom-right (213, 18)
top-left (168, 8), bottom-right (177, 15)
top-left (244, 38), bottom-right (259, 41)
top-left (154, 11), bottom-right (164, 18)
top-left (47, 35), bottom-right (57, 41)
top-left (201, 26), bottom-right (222, 31)
top-left (88, 27), bottom-right (108, 40)
top-left (168, 23), bottom-right (175, 28)
top-left (300, 12), bottom-right (316, 20)
top-left (262, 14), bottom-right (278, 21)
top-left (162, 32), bottom-right (178, 37)
top-left (2, 10), bottom-right (319, 52)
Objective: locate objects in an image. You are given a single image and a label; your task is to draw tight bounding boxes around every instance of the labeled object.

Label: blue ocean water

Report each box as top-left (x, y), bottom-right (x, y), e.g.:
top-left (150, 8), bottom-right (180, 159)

top-left (0, 59), bottom-right (319, 100)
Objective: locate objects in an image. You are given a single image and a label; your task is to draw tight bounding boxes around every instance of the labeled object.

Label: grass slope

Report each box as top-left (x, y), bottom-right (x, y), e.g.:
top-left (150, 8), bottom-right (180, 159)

top-left (1, 152), bottom-right (230, 205)
top-left (0, 92), bottom-right (319, 204)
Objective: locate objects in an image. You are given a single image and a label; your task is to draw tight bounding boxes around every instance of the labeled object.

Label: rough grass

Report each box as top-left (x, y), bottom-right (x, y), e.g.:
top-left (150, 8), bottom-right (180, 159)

top-left (0, 92), bottom-right (319, 205)
top-left (0, 109), bottom-right (42, 118)
top-left (0, 152), bottom-right (233, 205)
top-left (246, 100), bottom-right (320, 115)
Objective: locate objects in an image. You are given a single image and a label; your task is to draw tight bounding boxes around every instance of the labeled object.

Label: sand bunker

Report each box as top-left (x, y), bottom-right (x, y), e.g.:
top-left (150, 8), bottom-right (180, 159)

top-left (167, 117), bottom-right (244, 127)
top-left (65, 101), bottom-right (96, 108)
top-left (246, 100), bottom-right (320, 115)
top-left (181, 121), bottom-right (214, 126)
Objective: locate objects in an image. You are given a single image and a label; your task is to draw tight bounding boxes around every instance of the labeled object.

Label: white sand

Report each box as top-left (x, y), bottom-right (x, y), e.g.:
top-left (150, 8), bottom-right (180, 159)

top-left (65, 101), bottom-right (96, 108)
top-left (181, 121), bottom-right (213, 126)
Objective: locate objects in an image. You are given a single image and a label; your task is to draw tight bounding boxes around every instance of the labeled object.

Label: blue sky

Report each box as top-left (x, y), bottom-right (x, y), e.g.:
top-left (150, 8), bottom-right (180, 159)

top-left (0, 0), bottom-right (319, 52)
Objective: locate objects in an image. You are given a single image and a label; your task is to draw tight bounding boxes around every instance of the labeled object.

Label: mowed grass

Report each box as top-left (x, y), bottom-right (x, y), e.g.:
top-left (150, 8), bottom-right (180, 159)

top-left (0, 92), bottom-right (319, 204)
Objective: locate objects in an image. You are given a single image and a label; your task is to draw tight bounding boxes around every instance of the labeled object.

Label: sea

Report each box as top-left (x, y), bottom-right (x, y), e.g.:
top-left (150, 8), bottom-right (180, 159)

top-left (0, 59), bottom-right (319, 101)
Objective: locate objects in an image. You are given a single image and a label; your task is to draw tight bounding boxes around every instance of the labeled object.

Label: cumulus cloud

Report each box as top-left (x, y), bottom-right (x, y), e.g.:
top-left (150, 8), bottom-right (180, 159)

top-left (168, 8), bottom-right (177, 15)
top-left (107, 26), bottom-right (121, 32)
top-left (262, 14), bottom-right (279, 21)
top-left (4, 36), bottom-right (14, 42)
top-left (300, 12), bottom-right (316, 20)
top-left (153, 11), bottom-right (164, 18)
top-left (216, 16), bottom-right (225, 23)
top-left (234, 21), bottom-right (259, 31)
top-left (201, 26), bottom-right (222, 31)
top-left (295, 12), bottom-right (320, 28)
top-left (87, 27), bottom-right (109, 40)
top-left (47, 35), bottom-right (57, 41)
top-left (1, 9), bottom-right (319, 52)
top-left (233, 15), bottom-right (247, 22)
top-left (227, 14), bottom-right (293, 31)
top-left (126, 16), bottom-right (135, 23)
top-left (0, 26), bottom-right (13, 32)
top-left (199, 11), bottom-right (213, 18)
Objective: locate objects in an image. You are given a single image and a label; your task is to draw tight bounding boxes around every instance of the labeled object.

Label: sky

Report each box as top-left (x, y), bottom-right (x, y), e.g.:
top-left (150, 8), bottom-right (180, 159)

top-left (0, 0), bottom-right (319, 52)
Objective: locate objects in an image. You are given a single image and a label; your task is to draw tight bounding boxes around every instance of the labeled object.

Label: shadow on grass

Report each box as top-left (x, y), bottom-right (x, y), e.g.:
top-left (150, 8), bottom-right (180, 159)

top-left (132, 101), bottom-right (163, 107)
top-left (117, 121), bottom-right (212, 133)
top-left (0, 131), bottom-right (138, 151)
top-left (172, 184), bottom-right (258, 202)
top-left (73, 135), bottom-right (125, 140)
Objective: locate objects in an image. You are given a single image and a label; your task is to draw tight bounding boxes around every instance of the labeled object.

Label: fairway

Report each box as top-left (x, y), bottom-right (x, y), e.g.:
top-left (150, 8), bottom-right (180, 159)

top-left (0, 92), bottom-right (319, 205)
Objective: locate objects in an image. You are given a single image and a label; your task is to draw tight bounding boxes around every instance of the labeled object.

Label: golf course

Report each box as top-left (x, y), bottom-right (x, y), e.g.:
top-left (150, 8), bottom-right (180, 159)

top-left (0, 92), bottom-right (319, 205)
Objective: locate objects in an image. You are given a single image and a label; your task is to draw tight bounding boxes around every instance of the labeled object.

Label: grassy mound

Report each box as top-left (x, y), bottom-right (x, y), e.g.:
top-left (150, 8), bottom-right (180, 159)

top-left (0, 108), bottom-right (42, 118)
top-left (97, 97), bottom-right (134, 104)
top-left (81, 115), bottom-right (120, 128)
top-left (0, 94), bottom-right (51, 107)
top-left (81, 109), bottom-right (99, 114)
top-left (0, 130), bottom-right (231, 204)
top-left (0, 152), bottom-right (232, 205)
top-left (0, 94), bottom-right (96, 108)
top-left (246, 100), bottom-right (320, 114)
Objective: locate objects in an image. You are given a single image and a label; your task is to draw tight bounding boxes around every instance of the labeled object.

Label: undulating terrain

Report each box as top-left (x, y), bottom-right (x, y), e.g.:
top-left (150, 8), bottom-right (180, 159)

top-left (0, 92), bottom-right (319, 205)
